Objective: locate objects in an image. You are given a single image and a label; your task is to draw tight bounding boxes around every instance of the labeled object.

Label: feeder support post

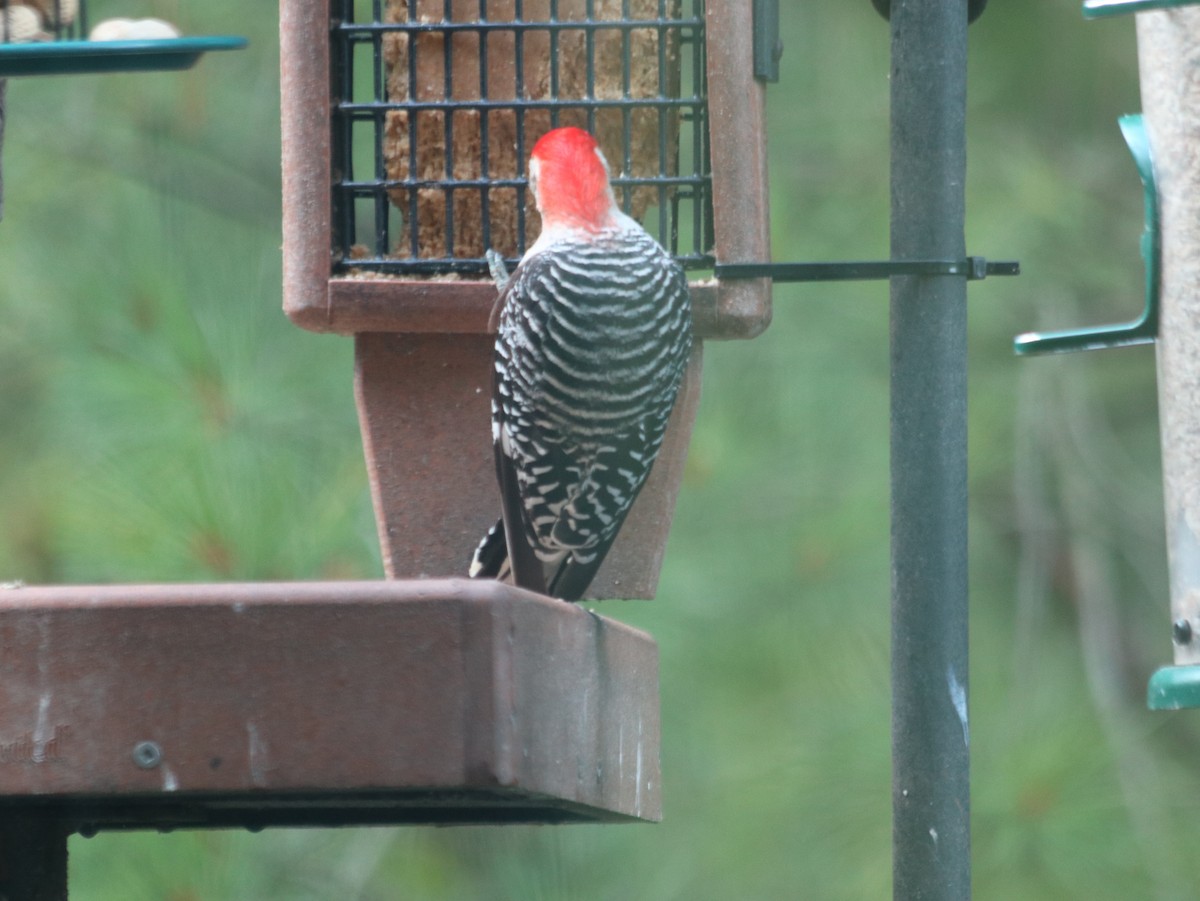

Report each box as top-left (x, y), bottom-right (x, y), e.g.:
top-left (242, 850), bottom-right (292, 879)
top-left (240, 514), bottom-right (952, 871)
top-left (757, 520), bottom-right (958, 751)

top-left (888, 0), bottom-right (971, 897)
top-left (0, 814), bottom-right (69, 900)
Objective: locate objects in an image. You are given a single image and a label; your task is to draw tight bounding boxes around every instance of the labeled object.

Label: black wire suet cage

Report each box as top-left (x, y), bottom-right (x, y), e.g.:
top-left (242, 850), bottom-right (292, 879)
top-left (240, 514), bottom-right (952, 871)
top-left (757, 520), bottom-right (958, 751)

top-left (329, 0), bottom-right (713, 278)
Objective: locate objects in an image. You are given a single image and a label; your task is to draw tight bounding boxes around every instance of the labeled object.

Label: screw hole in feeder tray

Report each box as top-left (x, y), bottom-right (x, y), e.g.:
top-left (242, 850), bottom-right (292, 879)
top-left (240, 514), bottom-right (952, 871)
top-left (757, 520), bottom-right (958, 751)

top-left (0, 0), bottom-right (245, 77)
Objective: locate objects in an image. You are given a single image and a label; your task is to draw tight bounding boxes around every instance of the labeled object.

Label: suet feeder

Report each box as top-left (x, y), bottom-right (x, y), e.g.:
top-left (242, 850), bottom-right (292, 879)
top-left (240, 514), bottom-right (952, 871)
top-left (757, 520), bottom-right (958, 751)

top-left (0, 0), bottom-right (245, 77)
top-left (280, 0), bottom-right (771, 599)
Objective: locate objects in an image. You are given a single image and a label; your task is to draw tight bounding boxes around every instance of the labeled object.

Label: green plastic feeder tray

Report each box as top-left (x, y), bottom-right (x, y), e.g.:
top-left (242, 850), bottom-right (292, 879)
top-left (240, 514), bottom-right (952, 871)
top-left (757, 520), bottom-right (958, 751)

top-left (1147, 665), bottom-right (1200, 710)
top-left (0, 37), bottom-right (247, 78)
top-left (1084, 0), bottom-right (1200, 16)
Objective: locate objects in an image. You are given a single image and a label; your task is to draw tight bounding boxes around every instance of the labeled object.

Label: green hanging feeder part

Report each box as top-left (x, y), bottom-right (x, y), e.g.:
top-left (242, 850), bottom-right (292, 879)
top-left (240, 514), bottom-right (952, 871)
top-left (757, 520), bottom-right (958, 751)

top-left (1084, 0), bottom-right (1200, 18)
top-left (1148, 661), bottom-right (1200, 710)
top-left (1013, 114), bottom-right (1159, 354)
top-left (0, 36), bottom-right (247, 77)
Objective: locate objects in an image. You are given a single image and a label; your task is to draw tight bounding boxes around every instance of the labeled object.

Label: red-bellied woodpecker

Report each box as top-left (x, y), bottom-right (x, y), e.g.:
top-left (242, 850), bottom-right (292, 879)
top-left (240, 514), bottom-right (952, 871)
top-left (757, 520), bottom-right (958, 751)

top-left (469, 126), bottom-right (693, 601)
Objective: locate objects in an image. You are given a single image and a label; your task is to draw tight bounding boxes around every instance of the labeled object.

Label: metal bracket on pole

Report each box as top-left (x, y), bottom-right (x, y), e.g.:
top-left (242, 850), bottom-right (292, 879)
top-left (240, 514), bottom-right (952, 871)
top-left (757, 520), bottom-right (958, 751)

top-left (717, 257), bottom-right (1019, 283)
top-left (1013, 114), bottom-right (1159, 355)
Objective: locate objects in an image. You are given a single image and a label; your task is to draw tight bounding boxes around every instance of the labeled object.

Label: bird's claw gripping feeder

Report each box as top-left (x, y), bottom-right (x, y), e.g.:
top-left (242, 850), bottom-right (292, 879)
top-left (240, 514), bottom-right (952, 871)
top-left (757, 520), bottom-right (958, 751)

top-left (1016, 0), bottom-right (1200, 710)
top-left (281, 0), bottom-right (772, 598)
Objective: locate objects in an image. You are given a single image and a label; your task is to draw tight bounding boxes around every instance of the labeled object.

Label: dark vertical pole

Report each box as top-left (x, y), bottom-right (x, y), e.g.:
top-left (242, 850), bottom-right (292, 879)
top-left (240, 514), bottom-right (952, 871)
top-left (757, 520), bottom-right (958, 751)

top-left (889, 0), bottom-right (970, 898)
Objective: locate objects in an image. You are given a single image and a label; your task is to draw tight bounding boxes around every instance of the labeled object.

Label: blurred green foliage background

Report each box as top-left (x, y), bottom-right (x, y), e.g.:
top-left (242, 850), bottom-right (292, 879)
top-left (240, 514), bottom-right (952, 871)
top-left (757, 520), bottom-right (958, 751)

top-left (1, 0), bottom-right (1197, 898)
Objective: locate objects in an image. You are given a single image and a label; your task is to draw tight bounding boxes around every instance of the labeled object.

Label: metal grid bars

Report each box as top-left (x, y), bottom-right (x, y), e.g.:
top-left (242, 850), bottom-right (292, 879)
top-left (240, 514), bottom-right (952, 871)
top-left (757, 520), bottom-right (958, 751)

top-left (330, 0), bottom-right (712, 278)
top-left (0, 0), bottom-right (85, 43)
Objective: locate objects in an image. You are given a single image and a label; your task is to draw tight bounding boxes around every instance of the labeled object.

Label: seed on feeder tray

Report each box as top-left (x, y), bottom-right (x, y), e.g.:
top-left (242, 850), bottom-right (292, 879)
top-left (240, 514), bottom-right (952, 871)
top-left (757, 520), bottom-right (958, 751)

top-left (1, 5), bottom-right (46, 43)
top-left (125, 17), bottom-right (180, 39)
top-left (89, 17), bottom-right (181, 41)
top-left (89, 18), bottom-right (134, 40)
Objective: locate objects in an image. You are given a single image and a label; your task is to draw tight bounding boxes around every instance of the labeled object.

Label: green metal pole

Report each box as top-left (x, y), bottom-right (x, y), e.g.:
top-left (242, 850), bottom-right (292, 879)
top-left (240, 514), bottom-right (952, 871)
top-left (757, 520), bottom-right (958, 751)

top-left (889, 0), bottom-right (971, 898)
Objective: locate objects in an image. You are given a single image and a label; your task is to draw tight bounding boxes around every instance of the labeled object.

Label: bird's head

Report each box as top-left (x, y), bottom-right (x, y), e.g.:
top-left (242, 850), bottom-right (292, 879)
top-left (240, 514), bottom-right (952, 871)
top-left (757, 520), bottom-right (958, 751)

top-left (528, 127), bottom-right (619, 232)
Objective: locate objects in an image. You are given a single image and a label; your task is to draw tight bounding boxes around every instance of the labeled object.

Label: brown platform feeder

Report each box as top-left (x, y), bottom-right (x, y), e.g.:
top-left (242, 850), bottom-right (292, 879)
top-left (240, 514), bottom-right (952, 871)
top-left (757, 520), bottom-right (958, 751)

top-left (281, 0), bottom-right (771, 598)
top-left (0, 578), bottom-right (661, 895)
top-left (0, 580), bottom-right (659, 829)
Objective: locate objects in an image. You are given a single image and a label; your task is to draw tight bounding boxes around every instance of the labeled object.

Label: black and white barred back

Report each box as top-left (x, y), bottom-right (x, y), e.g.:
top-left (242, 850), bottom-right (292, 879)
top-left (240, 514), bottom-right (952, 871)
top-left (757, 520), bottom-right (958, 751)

top-left (471, 222), bottom-right (693, 600)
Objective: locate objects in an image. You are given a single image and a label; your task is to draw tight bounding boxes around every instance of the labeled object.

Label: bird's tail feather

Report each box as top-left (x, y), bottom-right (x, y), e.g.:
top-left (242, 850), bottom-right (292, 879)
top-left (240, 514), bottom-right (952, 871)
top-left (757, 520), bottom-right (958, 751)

top-left (469, 518), bottom-right (510, 581)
